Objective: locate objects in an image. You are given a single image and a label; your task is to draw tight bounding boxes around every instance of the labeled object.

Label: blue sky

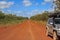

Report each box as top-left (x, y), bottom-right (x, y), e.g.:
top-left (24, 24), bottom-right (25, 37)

top-left (0, 0), bottom-right (55, 17)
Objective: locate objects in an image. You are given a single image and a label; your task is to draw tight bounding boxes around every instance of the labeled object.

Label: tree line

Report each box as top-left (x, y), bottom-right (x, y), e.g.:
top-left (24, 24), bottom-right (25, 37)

top-left (30, 11), bottom-right (49, 21)
top-left (0, 11), bottom-right (28, 24)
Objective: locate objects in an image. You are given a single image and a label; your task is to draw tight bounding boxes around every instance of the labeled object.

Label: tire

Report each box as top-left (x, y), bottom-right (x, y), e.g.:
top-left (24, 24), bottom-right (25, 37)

top-left (53, 31), bottom-right (58, 40)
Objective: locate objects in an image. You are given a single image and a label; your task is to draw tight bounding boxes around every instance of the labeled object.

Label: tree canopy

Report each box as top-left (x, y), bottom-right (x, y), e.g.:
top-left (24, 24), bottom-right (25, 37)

top-left (54, 0), bottom-right (60, 11)
top-left (0, 11), bottom-right (28, 24)
top-left (30, 11), bottom-right (49, 21)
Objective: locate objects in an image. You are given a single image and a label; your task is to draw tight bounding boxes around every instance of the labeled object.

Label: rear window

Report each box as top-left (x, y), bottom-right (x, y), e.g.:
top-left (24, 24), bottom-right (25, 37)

top-left (48, 18), bottom-right (53, 24)
top-left (54, 18), bottom-right (60, 24)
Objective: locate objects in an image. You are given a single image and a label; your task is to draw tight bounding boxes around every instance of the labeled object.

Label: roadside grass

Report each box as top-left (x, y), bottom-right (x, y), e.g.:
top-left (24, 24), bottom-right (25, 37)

top-left (0, 19), bottom-right (27, 27)
top-left (38, 21), bottom-right (47, 27)
top-left (38, 21), bottom-right (47, 25)
top-left (31, 20), bottom-right (47, 26)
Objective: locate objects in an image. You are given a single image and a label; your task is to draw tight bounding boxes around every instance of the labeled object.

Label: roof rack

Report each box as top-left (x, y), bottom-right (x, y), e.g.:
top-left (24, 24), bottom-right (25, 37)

top-left (48, 12), bottom-right (60, 18)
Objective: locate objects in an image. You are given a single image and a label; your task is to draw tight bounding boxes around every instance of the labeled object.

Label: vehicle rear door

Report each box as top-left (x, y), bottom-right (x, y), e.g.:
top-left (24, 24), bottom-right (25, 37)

top-left (47, 18), bottom-right (53, 34)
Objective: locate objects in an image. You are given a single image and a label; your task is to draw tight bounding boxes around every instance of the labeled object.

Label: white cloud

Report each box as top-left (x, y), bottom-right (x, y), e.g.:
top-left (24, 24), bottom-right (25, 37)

top-left (35, 3), bottom-right (39, 6)
top-left (42, 0), bottom-right (53, 5)
top-left (32, 9), bottom-right (39, 13)
top-left (48, 8), bottom-right (54, 12)
top-left (54, 0), bottom-right (56, 1)
top-left (41, 2), bottom-right (46, 5)
top-left (44, 0), bottom-right (52, 2)
top-left (0, 1), bottom-right (14, 9)
top-left (30, 9), bottom-right (41, 16)
top-left (23, 0), bottom-right (32, 6)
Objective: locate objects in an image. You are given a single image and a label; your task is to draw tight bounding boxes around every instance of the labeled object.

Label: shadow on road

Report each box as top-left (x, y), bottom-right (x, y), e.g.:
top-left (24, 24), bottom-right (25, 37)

top-left (49, 36), bottom-right (60, 40)
top-left (48, 35), bottom-right (53, 39)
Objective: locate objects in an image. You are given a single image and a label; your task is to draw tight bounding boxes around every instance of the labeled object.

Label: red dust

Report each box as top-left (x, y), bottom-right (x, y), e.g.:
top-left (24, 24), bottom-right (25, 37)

top-left (0, 20), bottom-right (53, 40)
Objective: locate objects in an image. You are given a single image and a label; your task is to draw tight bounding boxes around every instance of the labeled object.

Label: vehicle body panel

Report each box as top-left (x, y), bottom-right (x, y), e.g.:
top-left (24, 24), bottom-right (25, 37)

top-left (46, 18), bottom-right (60, 36)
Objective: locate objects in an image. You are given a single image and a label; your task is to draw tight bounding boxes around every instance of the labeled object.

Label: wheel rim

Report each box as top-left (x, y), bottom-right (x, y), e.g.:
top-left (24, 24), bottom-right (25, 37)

top-left (53, 32), bottom-right (57, 40)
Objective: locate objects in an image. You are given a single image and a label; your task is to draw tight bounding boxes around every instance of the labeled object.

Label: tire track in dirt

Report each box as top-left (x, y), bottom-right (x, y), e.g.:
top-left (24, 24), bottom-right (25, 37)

top-left (28, 21), bottom-right (35, 40)
top-left (0, 20), bottom-right (53, 40)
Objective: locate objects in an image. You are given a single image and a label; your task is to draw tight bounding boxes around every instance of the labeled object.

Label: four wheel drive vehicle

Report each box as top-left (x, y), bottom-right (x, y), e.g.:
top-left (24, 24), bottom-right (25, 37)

top-left (46, 17), bottom-right (60, 40)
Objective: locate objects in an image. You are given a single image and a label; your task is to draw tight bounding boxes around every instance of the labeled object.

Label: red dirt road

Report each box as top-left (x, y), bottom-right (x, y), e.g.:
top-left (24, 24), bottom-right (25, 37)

top-left (0, 20), bottom-right (53, 40)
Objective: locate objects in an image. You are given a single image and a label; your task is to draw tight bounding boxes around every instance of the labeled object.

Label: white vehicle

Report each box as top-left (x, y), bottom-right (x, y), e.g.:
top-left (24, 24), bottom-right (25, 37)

top-left (46, 12), bottom-right (60, 40)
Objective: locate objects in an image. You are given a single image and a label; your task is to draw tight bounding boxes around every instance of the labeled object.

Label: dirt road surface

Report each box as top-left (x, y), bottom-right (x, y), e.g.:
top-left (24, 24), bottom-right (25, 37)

top-left (0, 20), bottom-right (53, 40)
